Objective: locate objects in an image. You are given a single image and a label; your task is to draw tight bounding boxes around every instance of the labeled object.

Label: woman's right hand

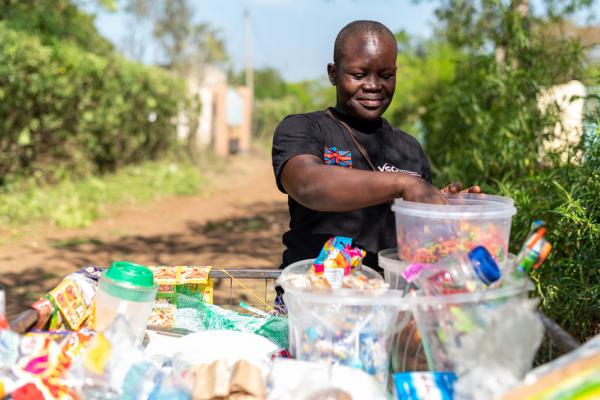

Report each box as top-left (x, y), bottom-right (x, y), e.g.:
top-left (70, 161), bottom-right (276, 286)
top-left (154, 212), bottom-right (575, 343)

top-left (398, 174), bottom-right (448, 204)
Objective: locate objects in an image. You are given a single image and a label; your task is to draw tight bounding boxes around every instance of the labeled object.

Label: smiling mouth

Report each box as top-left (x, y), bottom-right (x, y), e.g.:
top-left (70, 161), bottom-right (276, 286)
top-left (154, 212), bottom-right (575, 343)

top-left (357, 98), bottom-right (384, 108)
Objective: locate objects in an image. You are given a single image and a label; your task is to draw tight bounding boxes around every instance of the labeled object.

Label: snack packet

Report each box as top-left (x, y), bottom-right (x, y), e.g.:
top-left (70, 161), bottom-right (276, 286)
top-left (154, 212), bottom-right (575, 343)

top-left (148, 266), bottom-right (213, 330)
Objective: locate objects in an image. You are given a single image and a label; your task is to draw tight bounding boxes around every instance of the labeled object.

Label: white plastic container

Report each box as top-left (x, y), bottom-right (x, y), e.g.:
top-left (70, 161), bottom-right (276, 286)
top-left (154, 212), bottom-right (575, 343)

top-left (278, 259), bottom-right (408, 386)
top-left (392, 194), bottom-right (516, 264)
top-left (95, 261), bottom-right (158, 344)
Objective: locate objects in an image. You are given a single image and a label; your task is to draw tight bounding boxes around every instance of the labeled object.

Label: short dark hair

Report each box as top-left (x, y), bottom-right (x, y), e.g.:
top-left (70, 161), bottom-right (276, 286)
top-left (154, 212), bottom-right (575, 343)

top-left (333, 20), bottom-right (396, 65)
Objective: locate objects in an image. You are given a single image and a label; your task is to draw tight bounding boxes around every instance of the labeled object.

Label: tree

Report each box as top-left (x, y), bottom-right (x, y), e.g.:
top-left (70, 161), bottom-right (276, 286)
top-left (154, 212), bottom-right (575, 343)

top-left (121, 0), bottom-right (227, 74)
top-left (0, 0), bottom-right (114, 54)
top-left (415, 0), bottom-right (600, 342)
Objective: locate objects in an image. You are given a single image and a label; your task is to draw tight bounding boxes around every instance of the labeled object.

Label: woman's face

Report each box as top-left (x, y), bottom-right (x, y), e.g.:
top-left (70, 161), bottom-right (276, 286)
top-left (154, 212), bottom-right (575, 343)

top-left (328, 32), bottom-right (397, 121)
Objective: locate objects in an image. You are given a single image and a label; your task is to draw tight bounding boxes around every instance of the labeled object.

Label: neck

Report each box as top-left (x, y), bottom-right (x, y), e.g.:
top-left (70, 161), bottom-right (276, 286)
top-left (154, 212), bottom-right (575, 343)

top-left (330, 106), bottom-right (382, 132)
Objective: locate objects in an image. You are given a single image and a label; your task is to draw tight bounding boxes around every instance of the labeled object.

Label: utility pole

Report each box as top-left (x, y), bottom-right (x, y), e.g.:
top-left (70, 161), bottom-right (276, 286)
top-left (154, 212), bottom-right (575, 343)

top-left (244, 8), bottom-right (254, 98)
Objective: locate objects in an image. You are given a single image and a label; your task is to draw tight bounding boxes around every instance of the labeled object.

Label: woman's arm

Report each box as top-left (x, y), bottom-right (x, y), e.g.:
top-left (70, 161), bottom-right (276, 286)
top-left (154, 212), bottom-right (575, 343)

top-left (281, 154), bottom-right (447, 212)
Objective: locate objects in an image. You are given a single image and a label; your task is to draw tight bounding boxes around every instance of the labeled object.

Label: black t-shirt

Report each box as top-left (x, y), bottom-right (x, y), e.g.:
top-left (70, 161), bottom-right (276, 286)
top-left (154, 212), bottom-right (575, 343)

top-left (272, 108), bottom-right (432, 270)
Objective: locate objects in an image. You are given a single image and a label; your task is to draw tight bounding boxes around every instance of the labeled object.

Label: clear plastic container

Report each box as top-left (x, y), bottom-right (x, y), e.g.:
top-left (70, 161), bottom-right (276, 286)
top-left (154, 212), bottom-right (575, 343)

top-left (278, 259), bottom-right (408, 386)
top-left (410, 281), bottom-right (534, 372)
top-left (378, 249), bottom-right (411, 294)
top-left (392, 194), bottom-right (516, 264)
top-left (377, 250), bottom-right (429, 372)
top-left (95, 262), bottom-right (158, 344)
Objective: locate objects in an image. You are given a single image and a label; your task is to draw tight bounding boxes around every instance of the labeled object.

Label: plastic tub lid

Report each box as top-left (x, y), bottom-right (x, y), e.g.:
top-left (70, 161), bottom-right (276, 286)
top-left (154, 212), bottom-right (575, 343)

top-left (392, 193), bottom-right (516, 219)
top-left (378, 248), bottom-right (409, 273)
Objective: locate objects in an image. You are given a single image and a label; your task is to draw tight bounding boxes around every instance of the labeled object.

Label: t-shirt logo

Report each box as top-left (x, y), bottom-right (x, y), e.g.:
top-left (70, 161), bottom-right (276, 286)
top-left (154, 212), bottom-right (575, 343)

top-left (324, 146), bottom-right (352, 168)
top-left (377, 163), bottom-right (420, 176)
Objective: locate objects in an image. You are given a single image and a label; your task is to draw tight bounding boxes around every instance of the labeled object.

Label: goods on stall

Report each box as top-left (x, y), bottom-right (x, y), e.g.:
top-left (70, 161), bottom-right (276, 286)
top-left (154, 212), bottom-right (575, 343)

top-left (71, 315), bottom-right (190, 399)
top-left (94, 261), bottom-right (158, 344)
top-left (0, 284), bottom-right (8, 330)
top-left (392, 194), bottom-right (516, 264)
top-left (145, 330), bottom-right (281, 374)
top-left (277, 236), bottom-right (387, 292)
top-left (390, 192), bottom-right (551, 399)
top-left (267, 358), bottom-right (388, 400)
top-left (193, 359), bottom-right (265, 400)
top-left (393, 372), bottom-right (457, 400)
top-left (501, 333), bottom-right (600, 400)
top-left (148, 265), bottom-right (213, 330)
top-left (0, 329), bottom-right (94, 399)
top-left (402, 246), bottom-right (501, 295)
top-left (279, 255), bottom-right (405, 386)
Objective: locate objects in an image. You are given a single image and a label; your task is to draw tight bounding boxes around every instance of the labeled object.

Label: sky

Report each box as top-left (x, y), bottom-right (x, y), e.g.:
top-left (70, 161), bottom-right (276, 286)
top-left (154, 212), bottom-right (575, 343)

top-left (91, 0), bottom-right (439, 82)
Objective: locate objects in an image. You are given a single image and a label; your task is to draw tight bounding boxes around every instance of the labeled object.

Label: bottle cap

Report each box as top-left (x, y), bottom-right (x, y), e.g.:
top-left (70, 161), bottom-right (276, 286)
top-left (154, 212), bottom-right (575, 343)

top-left (468, 246), bottom-right (501, 285)
top-left (105, 261), bottom-right (154, 288)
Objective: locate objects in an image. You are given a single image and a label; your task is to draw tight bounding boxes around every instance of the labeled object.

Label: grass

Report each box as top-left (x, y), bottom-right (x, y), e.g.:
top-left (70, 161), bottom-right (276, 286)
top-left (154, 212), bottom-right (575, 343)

top-left (0, 160), bottom-right (203, 229)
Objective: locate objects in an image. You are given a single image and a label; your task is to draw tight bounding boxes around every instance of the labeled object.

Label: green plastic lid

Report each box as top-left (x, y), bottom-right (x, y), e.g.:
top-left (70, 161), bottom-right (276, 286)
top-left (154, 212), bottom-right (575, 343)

top-left (105, 261), bottom-right (154, 288)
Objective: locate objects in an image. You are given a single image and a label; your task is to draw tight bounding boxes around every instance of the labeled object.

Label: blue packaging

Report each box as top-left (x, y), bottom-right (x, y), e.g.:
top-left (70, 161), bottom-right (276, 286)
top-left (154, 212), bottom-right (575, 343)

top-left (394, 372), bottom-right (457, 400)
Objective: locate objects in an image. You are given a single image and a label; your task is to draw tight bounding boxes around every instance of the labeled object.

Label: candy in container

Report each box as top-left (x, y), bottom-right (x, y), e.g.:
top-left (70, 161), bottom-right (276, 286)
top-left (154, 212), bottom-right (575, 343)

top-left (392, 194), bottom-right (516, 264)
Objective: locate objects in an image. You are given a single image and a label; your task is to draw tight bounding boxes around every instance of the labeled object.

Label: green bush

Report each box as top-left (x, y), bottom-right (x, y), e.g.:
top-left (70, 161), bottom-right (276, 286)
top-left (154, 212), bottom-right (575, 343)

top-left (0, 22), bottom-right (185, 183)
top-left (407, 2), bottom-right (599, 340)
top-left (499, 129), bottom-right (600, 341)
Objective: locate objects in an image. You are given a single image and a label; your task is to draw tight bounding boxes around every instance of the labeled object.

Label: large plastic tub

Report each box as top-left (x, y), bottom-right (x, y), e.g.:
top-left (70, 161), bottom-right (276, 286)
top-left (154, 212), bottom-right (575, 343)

top-left (411, 281), bottom-right (534, 373)
top-left (392, 194), bottom-right (516, 264)
top-left (278, 259), bottom-right (408, 386)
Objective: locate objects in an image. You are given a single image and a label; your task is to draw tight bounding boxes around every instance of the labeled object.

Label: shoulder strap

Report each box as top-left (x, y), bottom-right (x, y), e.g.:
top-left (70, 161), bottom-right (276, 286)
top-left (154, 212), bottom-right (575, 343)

top-left (324, 108), bottom-right (377, 172)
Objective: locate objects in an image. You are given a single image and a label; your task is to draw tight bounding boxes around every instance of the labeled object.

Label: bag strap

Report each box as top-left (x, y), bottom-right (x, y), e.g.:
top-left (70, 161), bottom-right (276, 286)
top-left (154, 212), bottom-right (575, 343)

top-left (324, 108), bottom-right (377, 172)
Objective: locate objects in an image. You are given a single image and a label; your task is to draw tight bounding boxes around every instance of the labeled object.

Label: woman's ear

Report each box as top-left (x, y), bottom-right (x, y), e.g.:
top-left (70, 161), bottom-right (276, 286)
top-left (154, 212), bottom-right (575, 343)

top-left (327, 63), bottom-right (336, 86)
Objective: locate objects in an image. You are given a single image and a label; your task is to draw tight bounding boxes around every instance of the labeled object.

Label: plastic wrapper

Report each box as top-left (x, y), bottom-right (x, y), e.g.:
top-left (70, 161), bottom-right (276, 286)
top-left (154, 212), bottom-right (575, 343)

top-left (393, 372), bottom-right (457, 400)
top-left (31, 266), bottom-right (102, 331)
top-left (0, 329), bottom-right (94, 399)
top-left (193, 359), bottom-right (266, 400)
top-left (449, 298), bottom-right (544, 399)
top-left (71, 315), bottom-right (190, 399)
top-left (0, 285), bottom-right (8, 330)
top-left (501, 333), bottom-right (600, 399)
top-left (311, 236), bottom-right (366, 288)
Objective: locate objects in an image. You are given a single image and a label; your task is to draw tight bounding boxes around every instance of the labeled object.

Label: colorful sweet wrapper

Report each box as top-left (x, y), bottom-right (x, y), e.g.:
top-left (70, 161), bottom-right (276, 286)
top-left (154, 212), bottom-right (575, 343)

top-left (401, 263), bottom-right (432, 283)
top-left (312, 236), bottom-right (365, 275)
top-left (32, 266), bottom-right (101, 331)
top-left (15, 330), bottom-right (94, 399)
top-left (49, 279), bottom-right (88, 331)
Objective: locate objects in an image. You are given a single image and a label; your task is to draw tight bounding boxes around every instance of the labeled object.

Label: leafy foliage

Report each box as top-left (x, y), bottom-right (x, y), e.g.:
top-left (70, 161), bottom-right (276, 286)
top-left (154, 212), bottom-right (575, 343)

top-left (400, 0), bottom-right (600, 340)
top-left (0, 0), bottom-right (113, 55)
top-left (0, 22), bottom-right (185, 183)
top-left (499, 128), bottom-right (600, 340)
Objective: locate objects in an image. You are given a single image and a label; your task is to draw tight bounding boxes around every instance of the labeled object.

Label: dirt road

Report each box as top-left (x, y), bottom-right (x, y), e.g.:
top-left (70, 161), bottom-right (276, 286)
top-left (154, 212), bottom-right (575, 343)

top-left (0, 152), bottom-right (289, 317)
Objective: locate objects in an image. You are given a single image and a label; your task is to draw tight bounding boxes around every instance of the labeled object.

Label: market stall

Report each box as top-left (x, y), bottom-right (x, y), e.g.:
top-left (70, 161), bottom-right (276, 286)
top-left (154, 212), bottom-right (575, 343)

top-left (1, 194), bottom-right (597, 400)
